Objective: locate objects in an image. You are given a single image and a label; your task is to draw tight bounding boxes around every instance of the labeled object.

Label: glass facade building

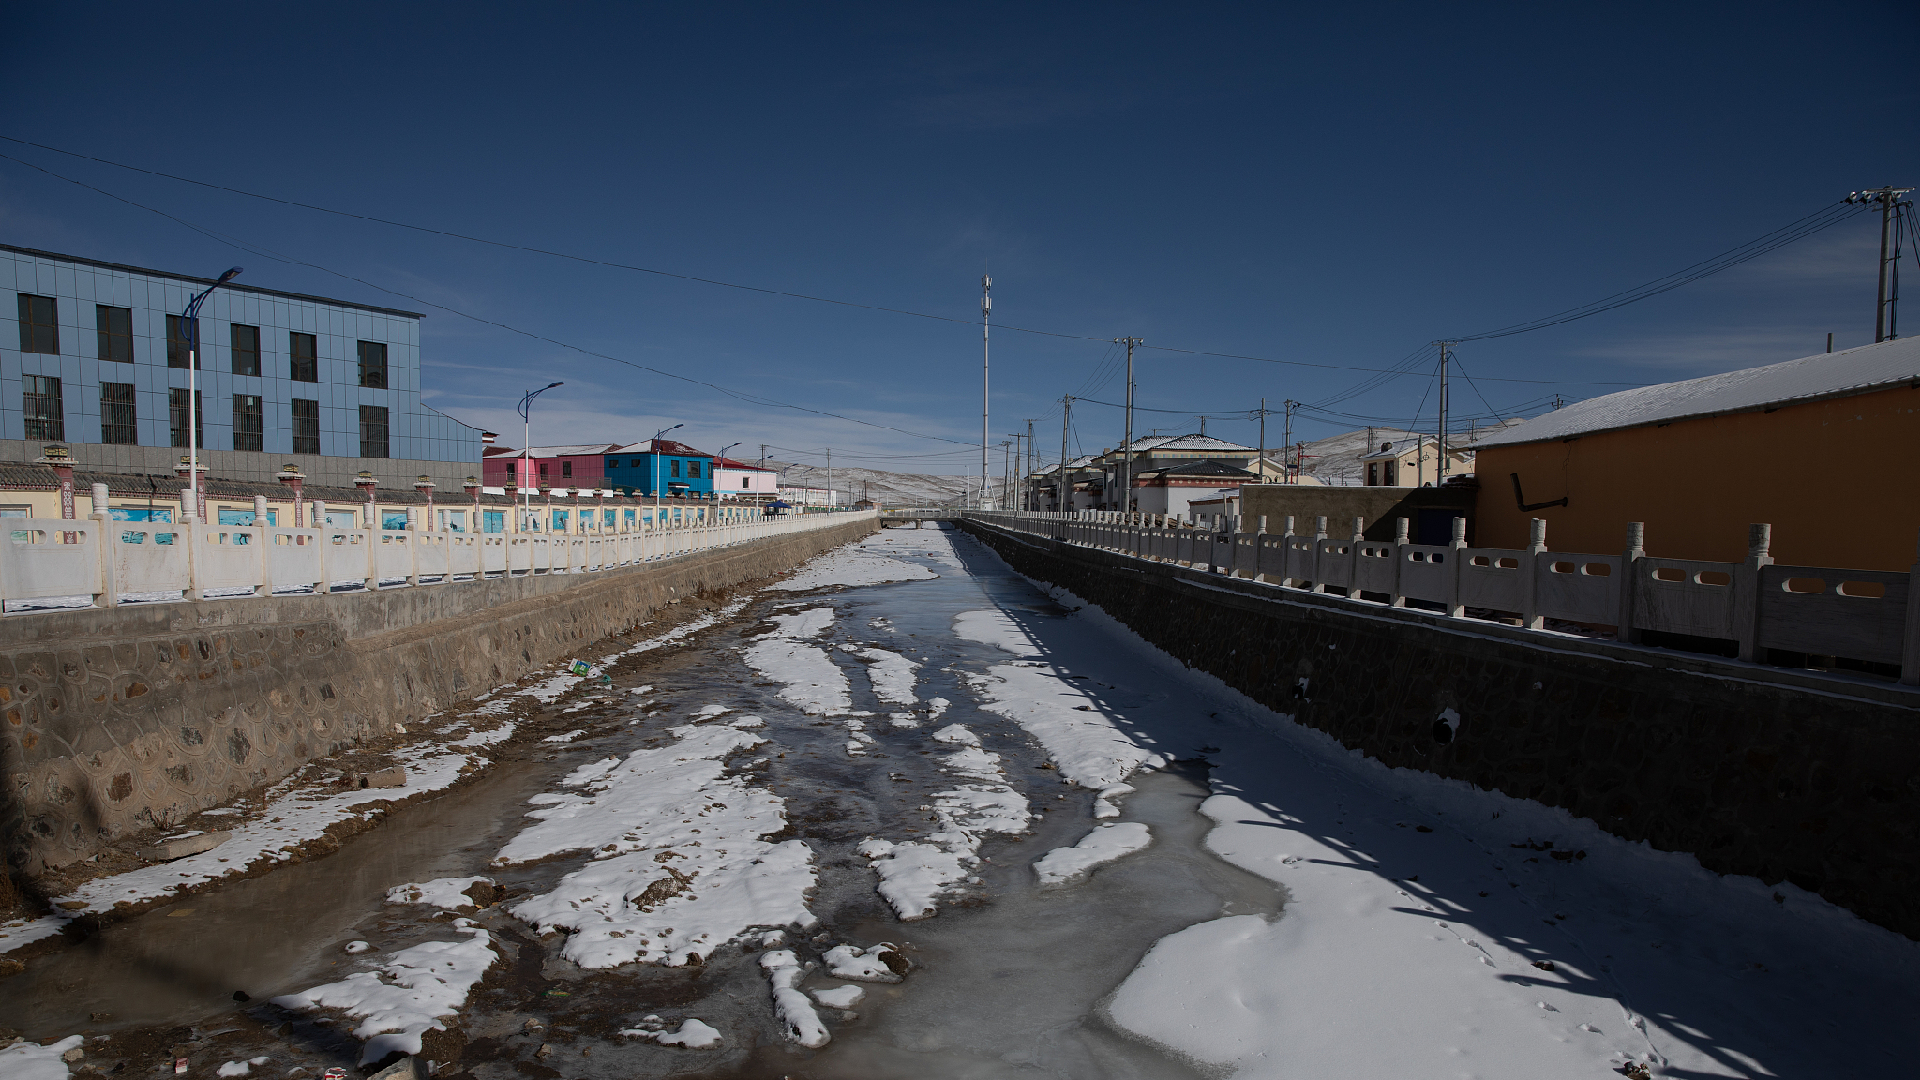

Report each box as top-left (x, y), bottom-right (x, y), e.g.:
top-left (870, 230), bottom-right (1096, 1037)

top-left (2, 245), bottom-right (482, 487)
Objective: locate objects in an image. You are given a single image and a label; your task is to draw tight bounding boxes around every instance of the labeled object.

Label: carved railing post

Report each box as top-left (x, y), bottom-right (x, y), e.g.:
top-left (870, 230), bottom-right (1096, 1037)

top-left (1734, 523), bottom-right (1774, 662)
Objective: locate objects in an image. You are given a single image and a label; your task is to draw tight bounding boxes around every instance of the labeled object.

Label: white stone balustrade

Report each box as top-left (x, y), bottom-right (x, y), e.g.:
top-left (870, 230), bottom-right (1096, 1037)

top-left (0, 509), bottom-right (874, 613)
top-left (968, 510), bottom-right (1920, 687)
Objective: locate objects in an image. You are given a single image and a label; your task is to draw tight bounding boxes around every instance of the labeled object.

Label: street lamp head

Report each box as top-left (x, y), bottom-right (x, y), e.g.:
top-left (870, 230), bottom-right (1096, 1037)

top-left (217, 267), bottom-right (244, 284)
top-left (546, 381), bottom-right (564, 389)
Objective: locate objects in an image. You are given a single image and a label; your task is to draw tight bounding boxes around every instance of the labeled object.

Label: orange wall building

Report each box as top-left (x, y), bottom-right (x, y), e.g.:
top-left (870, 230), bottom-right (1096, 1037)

top-left (1472, 337), bottom-right (1920, 571)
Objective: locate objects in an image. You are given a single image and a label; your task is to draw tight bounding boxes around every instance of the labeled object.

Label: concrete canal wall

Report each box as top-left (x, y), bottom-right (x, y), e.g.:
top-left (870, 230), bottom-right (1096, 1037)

top-left (961, 519), bottom-right (1920, 939)
top-left (1, 516), bottom-right (877, 875)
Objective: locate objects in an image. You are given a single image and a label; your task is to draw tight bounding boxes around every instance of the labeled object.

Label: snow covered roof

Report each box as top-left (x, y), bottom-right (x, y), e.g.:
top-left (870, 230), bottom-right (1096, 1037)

top-left (1477, 337), bottom-right (1920, 449)
top-left (1120, 433), bottom-right (1256, 453)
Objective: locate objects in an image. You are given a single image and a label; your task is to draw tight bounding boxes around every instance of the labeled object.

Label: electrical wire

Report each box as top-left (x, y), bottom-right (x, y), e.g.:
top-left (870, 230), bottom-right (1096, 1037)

top-left (0, 135), bottom-right (1663, 389)
top-left (1451, 200), bottom-right (1870, 341)
top-left (0, 151), bottom-right (986, 448)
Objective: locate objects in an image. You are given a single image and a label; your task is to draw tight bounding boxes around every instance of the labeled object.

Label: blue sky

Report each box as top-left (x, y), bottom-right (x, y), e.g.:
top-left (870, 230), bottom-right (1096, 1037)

top-left (3, 3), bottom-right (1914, 476)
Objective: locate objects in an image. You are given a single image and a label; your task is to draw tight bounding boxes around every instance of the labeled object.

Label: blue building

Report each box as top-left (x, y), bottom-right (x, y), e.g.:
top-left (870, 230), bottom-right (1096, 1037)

top-left (3, 244), bottom-right (483, 488)
top-left (605, 438), bottom-right (714, 498)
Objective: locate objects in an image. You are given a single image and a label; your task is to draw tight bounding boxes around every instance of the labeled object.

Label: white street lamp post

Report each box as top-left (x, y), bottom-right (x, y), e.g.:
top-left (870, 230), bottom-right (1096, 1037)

top-left (181, 267), bottom-right (243, 523)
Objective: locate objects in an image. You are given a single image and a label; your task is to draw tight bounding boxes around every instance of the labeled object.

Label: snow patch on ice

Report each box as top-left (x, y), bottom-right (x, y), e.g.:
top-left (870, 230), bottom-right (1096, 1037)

top-left (850, 646), bottom-right (918, 704)
top-left (954, 609), bottom-right (1160, 786)
top-left (742, 607), bottom-right (850, 715)
top-left (621, 1017), bottom-right (724, 1048)
top-left (820, 943), bottom-right (904, 983)
top-left (857, 784), bottom-right (1030, 920)
top-left (811, 984), bottom-right (865, 1009)
top-left (761, 950), bottom-right (831, 1047)
top-left (384, 876), bottom-right (493, 911)
top-left (496, 725), bottom-right (815, 968)
top-left (1093, 782), bottom-right (1135, 820)
top-left (1033, 822), bottom-right (1152, 886)
top-left (272, 921), bottom-right (496, 1065)
top-left (0, 1035), bottom-right (82, 1080)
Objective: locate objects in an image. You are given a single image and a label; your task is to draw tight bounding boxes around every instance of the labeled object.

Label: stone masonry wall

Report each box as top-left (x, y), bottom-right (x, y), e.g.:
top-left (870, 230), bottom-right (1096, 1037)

top-left (961, 520), bottom-right (1920, 940)
top-left (0, 518), bottom-right (876, 874)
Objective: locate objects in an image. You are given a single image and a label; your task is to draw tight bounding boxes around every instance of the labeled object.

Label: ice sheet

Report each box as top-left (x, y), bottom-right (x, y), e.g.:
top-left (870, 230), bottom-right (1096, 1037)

top-left (772, 535), bottom-right (939, 592)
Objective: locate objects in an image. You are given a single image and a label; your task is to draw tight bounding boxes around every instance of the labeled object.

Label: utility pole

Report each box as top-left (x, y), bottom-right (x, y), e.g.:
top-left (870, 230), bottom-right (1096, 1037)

top-left (1257, 397), bottom-right (1267, 481)
top-left (1006, 434), bottom-right (1021, 507)
top-left (1848, 187), bottom-right (1913, 342)
top-left (1024, 418), bottom-right (1037, 510)
top-left (1006, 434), bottom-right (1024, 509)
top-left (826, 447), bottom-right (833, 508)
top-left (1435, 341), bottom-right (1456, 485)
top-left (1282, 400), bottom-right (1296, 483)
top-left (1058, 396), bottom-right (1072, 513)
top-left (759, 444), bottom-right (768, 469)
top-left (980, 275), bottom-right (992, 509)
top-left (1115, 336), bottom-right (1142, 513)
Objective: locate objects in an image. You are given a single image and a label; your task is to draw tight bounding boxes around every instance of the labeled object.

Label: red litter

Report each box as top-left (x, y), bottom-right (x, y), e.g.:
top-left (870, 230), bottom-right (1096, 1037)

top-left (173, 1060), bottom-right (188, 1075)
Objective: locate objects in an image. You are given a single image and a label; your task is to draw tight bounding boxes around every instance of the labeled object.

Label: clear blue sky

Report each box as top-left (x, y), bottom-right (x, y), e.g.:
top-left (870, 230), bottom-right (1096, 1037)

top-left (4, 3), bottom-right (1914, 476)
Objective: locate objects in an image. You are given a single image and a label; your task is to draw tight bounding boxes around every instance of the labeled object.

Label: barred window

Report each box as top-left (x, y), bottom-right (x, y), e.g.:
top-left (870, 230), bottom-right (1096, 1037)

top-left (170, 388), bottom-right (203, 449)
top-left (360, 404), bottom-right (389, 458)
top-left (231, 324), bottom-right (261, 377)
top-left (17, 294), bottom-right (58, 354)
top-left (101, 382), bottom-right (137, 445)
top-left (23, 375), bottom-right (63, 440)
top-left (290, 332), bottom-right (318, 382)
top-left (357, 341), bottom-right (388, 388)
top-left (233, 394), bottom-right (263, 452)
top-left (96, 305), bottom-right (134, 363)
top-left (292, 398), bottom-right (320, 455)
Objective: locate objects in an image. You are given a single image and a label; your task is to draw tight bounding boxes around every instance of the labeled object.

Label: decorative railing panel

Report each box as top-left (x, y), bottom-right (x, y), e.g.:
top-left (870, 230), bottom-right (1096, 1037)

top-left (966, 510), bottom-right (1920, 686)
top-left (0, 497), bottom-right (874, 614)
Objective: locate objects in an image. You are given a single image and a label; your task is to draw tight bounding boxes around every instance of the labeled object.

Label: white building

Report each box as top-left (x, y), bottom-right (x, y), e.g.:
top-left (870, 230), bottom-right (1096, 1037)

top-left (712, 455), bottom-right (779, 500)
top-left (778, 485), bottom-right (840, 506)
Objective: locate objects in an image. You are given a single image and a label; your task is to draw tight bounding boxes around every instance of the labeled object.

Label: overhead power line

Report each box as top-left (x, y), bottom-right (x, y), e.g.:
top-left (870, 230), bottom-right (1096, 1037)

top-left (0, 135), bottom-right (1661, 389)
top-left (1451, 200), bottom-right (1869, 341)
top-left (0, 151), bottom-right (983, 447)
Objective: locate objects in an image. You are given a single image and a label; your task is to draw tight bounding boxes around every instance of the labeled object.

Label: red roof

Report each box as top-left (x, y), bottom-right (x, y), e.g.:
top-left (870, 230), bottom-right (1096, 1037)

top-left (713, 457), bottom-right (775, 472)
top-left (616, 439), bottom-right (710, 457)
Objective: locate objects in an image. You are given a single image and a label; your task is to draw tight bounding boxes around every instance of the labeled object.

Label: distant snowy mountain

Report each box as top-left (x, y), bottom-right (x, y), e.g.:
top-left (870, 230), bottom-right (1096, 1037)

top-left (1296, 419), bottom-right (1525, 486)
top-left (769, 460), bottom-right (976, 508)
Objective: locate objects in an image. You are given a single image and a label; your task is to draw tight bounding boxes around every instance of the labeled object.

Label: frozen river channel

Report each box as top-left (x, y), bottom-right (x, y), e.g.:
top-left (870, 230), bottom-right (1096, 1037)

top-left (3, 525), bottom-right (1914, 1080)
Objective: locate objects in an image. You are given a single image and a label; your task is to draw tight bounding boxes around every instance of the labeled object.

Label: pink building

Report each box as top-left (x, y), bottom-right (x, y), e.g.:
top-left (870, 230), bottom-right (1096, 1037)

top-left (482, 442), bottom-right (621, 489)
